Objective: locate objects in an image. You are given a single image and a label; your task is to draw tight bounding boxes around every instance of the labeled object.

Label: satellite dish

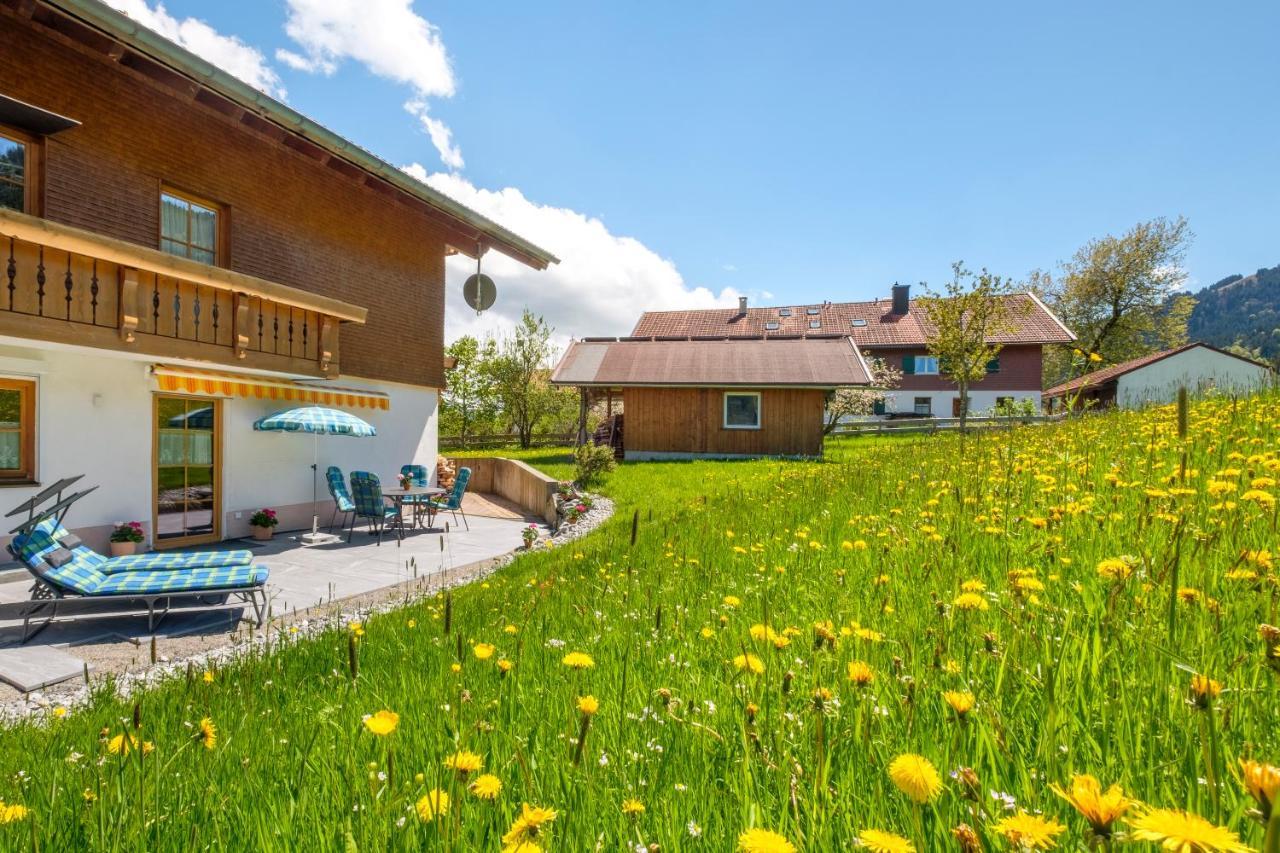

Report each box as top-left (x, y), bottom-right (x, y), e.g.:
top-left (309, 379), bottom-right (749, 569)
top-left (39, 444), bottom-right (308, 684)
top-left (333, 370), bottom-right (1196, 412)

top-left (463, 273), bottom-right (497, 314)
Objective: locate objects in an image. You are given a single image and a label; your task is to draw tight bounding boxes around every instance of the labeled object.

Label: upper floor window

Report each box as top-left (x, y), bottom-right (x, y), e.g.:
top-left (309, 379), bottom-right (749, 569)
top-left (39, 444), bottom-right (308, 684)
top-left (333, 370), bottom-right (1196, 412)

top-left (904, 355), bottom-right (939, 375)
top-left (160, 189), bottom-right (219, 264)
top-left (0, 129), bottom-right (32, 214)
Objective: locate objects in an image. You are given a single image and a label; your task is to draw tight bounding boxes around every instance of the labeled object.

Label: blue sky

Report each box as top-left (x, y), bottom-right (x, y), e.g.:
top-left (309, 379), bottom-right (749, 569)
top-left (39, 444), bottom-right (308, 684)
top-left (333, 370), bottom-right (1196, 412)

top-left (120, 1), bottom-right (1280, 341)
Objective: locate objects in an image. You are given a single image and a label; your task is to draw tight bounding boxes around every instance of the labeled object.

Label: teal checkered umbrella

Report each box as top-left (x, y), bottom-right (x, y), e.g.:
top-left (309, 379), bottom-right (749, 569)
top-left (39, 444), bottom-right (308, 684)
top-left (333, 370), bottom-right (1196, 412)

top-left (252, 406), bottom-right (377, 437)
top-left (253, 407), bottom-right (377, 540)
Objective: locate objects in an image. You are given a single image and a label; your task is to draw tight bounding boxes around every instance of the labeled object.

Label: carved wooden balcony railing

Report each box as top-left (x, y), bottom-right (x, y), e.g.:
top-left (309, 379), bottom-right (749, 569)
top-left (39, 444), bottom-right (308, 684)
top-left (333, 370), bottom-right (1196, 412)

top-left (0, 208), bottom-right (366, 377)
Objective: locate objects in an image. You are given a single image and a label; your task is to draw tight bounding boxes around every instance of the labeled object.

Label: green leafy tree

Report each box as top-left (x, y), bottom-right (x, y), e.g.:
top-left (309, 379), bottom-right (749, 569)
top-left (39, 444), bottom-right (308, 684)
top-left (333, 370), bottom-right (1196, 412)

top-left (488, 310), bottom-right (561, 448)
top-left (441, 335), bottom-right (497, 443)
top-left (1037, 216), bottom-right (1196, 383)
top-left (919, 263), bottom-right (1020, 433)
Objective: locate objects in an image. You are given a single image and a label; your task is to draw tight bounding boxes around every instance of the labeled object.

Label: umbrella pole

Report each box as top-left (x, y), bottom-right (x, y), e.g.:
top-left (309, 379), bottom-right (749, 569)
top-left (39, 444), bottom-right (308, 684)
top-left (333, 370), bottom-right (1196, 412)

top-left (311, 433), bottom-right (319, 537)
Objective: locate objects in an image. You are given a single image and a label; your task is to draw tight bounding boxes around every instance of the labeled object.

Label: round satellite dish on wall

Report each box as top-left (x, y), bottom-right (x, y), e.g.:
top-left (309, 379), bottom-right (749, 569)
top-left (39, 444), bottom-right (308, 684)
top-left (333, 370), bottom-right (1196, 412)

top-left (463, 273), bottom-right (497, 314)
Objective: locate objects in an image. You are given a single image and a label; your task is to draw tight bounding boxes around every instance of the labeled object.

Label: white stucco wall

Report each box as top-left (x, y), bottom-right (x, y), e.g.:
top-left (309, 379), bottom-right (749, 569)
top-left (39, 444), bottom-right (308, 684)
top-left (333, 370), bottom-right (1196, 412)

top-left (1115, 347), bottom-right (1274, 408)
top-left (0, 337), bottom-right (438, 549)
top-left (880, 389), bottom-right (1041, 417)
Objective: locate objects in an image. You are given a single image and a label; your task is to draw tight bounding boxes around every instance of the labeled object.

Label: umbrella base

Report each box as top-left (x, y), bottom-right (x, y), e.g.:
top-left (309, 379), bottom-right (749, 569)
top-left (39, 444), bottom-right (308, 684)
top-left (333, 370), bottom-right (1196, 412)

top-left (300, 531), bottom-right (342, 546)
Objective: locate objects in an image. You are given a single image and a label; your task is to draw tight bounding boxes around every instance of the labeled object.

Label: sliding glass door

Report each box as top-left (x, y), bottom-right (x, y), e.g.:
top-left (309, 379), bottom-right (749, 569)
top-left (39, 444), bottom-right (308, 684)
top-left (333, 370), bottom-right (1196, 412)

top-left (154, 395), bottom-right (220, 546)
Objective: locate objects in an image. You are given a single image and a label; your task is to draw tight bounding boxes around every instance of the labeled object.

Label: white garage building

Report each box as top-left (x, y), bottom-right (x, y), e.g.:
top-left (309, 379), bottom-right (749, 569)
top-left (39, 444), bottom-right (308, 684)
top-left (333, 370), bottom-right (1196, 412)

top-left (1044, 342), bottom-right (1274, 411)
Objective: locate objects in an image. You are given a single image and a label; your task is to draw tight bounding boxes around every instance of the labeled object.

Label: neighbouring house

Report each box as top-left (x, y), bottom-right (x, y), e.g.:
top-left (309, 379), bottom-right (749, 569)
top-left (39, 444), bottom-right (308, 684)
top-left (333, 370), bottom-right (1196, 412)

top-left (0, 0), bottom-right (555, 550)
top-left (549, 336), bottom-right (871, 459)
top-left (1043, 343), bottom-right (1275, 412)
top-left (632, 285), bottom-right (1076, 417)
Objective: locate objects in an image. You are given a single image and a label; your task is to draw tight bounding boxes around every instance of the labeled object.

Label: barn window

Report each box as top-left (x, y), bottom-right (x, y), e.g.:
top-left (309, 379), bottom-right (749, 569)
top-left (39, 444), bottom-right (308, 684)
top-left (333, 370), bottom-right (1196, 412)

top-left (723, 392), bottom-right (761, 430)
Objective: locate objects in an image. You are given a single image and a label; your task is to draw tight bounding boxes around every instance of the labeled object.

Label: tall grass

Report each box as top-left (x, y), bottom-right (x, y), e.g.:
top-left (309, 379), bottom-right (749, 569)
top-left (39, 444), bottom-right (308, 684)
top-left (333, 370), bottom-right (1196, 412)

top-left (0, 394), bottom-right (1276, 850)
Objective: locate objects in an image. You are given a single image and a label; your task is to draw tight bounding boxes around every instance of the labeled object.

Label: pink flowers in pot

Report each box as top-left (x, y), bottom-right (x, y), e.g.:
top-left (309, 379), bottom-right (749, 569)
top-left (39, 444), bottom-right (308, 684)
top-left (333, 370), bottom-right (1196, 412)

top-left (249, 508), bottom-right (278, 528)
top-left (109, 521), bottom-right (145, 543)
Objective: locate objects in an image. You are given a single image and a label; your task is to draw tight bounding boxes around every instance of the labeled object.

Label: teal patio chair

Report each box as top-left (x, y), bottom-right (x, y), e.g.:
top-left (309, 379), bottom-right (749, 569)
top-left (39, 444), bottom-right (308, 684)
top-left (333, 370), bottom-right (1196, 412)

top-left (349, 471), bottom-right (399, 545)
top-left (428, 466), bottom-right (471, 530)
top-left (399, 464), bottom-right (431, 528)
top-left (325, 466), bottom-right (356, 534)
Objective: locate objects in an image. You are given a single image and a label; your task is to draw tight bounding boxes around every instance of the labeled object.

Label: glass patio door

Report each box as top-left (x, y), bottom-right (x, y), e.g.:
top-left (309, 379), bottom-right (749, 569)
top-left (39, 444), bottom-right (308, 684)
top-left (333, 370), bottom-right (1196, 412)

top-left (154, 395), bottom-right (221, 546)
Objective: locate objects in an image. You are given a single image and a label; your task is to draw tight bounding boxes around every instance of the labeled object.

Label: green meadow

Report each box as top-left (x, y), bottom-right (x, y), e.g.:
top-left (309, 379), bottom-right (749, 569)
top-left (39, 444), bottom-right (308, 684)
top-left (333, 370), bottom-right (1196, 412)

top-left (0, 395), bottom-right (1277, 851)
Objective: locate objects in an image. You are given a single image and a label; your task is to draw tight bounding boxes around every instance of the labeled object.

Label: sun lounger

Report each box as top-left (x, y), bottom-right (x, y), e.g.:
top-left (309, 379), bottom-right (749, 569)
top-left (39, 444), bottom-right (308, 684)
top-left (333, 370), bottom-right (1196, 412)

top-left (8, 528), bottom-right (269, 643)
top-left (29, 518), bottom-right (254, 573)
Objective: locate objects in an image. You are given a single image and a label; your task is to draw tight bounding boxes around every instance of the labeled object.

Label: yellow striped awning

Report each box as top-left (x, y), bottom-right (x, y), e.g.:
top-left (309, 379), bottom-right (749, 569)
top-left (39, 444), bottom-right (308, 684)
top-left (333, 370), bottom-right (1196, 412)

top-left (151, 365), bottom-right (390, 411)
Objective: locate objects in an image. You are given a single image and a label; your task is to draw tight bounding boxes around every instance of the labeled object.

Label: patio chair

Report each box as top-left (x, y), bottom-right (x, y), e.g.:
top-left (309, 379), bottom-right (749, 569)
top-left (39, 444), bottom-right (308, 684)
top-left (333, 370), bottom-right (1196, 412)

top-left (427, 466), bottom-right (471, 531)
top-left (349, 471), bottom-right (399, 545)
top-left (399, 463), bottom-right (431, 527)
top-left (325, 466), bottom-right (356, 534)
top-left (7, 527), bottom-right (269, 643)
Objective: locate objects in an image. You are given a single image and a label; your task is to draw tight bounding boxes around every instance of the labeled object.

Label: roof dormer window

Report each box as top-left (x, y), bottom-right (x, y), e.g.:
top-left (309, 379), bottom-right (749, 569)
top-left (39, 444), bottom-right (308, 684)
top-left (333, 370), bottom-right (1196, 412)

top-left (778, 308), bottom-right (792, 317)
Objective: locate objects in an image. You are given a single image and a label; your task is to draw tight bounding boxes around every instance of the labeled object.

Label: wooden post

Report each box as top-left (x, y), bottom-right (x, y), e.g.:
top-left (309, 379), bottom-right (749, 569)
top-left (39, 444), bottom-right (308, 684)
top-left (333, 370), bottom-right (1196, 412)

top-left (317, 314), bottom-right (338, 375)
top-left (576, 387), bottom-right (589, 447)
top-left (232, 292), bottom-right (250, 359)
top-left (117, 267), bottom-right (138, 343)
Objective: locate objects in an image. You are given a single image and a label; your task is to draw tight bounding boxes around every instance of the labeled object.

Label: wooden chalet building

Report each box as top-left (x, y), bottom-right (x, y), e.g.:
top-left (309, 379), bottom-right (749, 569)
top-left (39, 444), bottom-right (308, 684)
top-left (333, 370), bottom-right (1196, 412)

top-left (550, 336), bottom-right (871, 459)
top-left (0, 0), bottom-right (555, 549)
top-left (634, 285), bottom-right (1075, 417)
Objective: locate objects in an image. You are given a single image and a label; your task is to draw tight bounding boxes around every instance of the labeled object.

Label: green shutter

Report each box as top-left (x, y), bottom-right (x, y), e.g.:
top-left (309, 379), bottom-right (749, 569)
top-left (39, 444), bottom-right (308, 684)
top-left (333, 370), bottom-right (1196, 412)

top-left (986, 357), bottom-right (1000, 374)
top-left (873, 399), bottom-right (886, 416)
top-left (901, 355), bottom-right (915, 375)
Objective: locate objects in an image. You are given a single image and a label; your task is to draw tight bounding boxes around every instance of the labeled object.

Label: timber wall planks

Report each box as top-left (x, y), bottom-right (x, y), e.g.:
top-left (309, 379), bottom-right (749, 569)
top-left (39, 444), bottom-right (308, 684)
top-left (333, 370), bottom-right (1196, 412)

top-left (623, 387), bottom-right (826, 457)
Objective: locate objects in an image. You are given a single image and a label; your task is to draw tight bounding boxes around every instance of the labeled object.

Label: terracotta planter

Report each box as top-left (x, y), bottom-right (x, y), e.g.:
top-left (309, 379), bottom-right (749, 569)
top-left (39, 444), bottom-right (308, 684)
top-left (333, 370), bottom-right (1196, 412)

top-left (109, 541), bottom-right (137, 557)
top-left (250, 525), bottom-right (274, 541)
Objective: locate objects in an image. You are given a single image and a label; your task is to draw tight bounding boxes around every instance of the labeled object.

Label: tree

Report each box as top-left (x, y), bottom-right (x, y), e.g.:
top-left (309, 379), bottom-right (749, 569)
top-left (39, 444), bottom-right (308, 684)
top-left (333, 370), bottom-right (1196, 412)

top-left (440, 335), bottom-right (497, 443)
top-left (488, 310), bottom-right (561, 448)
top-left (823, 358), bottom-right (903, 434)
top-left (1038, 216), bottom-right (1195, 383)
top-left (919, 263), bottom-right (1020, 433)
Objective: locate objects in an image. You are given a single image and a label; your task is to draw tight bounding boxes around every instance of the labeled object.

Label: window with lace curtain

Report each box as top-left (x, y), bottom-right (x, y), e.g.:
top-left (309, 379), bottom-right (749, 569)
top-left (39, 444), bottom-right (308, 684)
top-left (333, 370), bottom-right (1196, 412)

top-left (160, 188), bottom-right (219, 264)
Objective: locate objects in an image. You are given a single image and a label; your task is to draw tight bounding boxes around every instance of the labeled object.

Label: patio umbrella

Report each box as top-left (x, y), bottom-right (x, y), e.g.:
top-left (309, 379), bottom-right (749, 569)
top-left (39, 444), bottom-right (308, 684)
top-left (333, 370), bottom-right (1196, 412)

top-left (252, 406), bottom-right (377, 542)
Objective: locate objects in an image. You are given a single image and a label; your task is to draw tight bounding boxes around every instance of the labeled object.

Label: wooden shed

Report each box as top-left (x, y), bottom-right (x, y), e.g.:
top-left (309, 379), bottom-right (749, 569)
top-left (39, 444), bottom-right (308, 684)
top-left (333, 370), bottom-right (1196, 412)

top-left (550, 336), bottom-right (871, 459)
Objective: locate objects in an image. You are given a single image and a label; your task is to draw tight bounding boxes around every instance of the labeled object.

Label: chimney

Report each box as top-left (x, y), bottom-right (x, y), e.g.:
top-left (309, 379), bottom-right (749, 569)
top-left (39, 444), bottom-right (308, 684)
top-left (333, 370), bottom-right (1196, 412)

top-left (737, 296), bottom-right (748, 315)
top-left (891, 283), bottom-right (910, 315)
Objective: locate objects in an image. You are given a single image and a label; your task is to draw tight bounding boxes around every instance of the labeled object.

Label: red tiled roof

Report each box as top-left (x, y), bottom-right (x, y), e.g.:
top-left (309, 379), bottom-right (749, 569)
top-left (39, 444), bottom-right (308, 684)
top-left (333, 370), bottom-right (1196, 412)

top-left (1044, 342), bottom-right (1273, 398)
top-left (631, 292), bottom-right (1075, 347)
top-left (550, 336), bottom-right (871, 388)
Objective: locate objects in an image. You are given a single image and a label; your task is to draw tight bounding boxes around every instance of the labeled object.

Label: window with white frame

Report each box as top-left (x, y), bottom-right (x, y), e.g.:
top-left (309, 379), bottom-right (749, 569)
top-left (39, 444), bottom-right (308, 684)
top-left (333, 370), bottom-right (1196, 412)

top-left (912, 355), bottom-right (940, 375)
top-left (723, 392), bottom-right (761, 429)
top-left (913, 396), bottom-right (932, 416)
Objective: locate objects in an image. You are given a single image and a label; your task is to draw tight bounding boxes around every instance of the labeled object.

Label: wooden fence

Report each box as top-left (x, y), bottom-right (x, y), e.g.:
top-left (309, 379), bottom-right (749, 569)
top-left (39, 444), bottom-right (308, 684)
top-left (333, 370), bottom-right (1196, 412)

top-left (446, 456), bottom-right (559, 524)
top-left (440, 433), bottom-right (574, 450)
top-left (829, 415), bottom-right (1060, 437)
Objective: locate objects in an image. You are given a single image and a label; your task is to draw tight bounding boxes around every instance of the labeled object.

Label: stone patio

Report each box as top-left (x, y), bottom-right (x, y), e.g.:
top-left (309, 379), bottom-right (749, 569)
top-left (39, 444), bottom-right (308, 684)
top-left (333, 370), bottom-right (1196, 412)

top-left (0, 506), bottom-right (543, 693)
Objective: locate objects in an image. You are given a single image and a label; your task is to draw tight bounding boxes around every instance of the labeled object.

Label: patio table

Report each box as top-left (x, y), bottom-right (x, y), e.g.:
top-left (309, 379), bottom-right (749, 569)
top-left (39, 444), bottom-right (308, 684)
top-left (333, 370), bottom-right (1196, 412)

top-left (381, 484), bottom-right (446, 536)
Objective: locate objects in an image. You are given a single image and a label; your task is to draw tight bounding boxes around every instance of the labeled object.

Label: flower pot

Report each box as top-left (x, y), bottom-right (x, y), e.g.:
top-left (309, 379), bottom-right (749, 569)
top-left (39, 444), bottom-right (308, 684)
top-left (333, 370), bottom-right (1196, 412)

top-left (251, 525), bottom-right (274, 541)
top-left (109, 541), bottom-right (137, 557)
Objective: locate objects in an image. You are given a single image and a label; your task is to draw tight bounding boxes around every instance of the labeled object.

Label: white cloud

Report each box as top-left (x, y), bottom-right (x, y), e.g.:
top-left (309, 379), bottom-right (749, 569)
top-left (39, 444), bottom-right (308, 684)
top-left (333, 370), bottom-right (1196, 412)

top-left (278, 0), bottom-right (463, 170)
top-left (102, 0), bottom-right (286, 98)
top-left (402, 165), bottom-right (741, 353)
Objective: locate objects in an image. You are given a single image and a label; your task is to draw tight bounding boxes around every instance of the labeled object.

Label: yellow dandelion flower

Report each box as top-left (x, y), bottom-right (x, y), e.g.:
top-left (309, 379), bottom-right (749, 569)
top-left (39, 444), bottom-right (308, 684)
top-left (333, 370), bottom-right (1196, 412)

top-left (1096, 557), bottom-right (1135, 581)
top-left (470, 773), bottom-right (502, 800)
top-left (473, 642), bottom-right (496, 660)
top-left (1239, 758), bottom-right (1279, 819)
top-left (733, 653), bottom-right (765, 675)
top-left (202, 670), bottom-right (215, 684)
top-left (497, 658), bottom-right (515, 673)
top-left (723, 595), bottom-right (741, 608)
top-left (621, 798), bottom-right (645, 815)
top-left (888, 753), bottom-right (943, 803)
top-left (415, 788), bottom-right (449, 823)
top-left (576, 695), bottom-right (600, 716)
top-left (195, 717), bottom-right (217, 751)
top-left (942, 691), bottom-right (975, 718)
top-left (991, 812), bottom-right (1066, 849)
top-left (561, 651), bottom-right (595, 670)
top-left (107, 733), bottom-right (152, 756)
top-left (1128, 807), bottom-right (1251, 852)
top-left (1190, 673), bottom-right (1222, 709)
top-left (847, 660), bottom-right (875, 686)
top-left (953, 592), bottom-right (989, 612)
top-left (501, 803), bottom-right (558, 846)
top-left (1051, 774), bottom-right (1134, 837)
top-left (0, 803), bottom-right (29, 824)
top-left (444, 750), bottom-right (484, 774)
top-left (362, 710), bottom-right (399, 736)
top-left (961, 579), bottom-right (986, 592)
top-left (857, 828), bottom-right (914, 852)
top-left (737, 827), bottom-right (796, 853)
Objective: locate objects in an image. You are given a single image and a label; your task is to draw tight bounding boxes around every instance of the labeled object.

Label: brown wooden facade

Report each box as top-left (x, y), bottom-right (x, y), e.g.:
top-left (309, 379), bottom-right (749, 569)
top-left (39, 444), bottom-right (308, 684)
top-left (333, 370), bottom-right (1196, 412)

top-left (0, 1), bottom-right (550, 387)
top-left (622, 387), bottom-right (827, 458)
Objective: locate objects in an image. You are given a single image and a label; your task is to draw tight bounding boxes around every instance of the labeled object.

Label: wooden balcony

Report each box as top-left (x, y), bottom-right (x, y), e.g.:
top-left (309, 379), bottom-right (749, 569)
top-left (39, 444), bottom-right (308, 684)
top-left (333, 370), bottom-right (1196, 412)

top-left (0, 208), bottom-right (366, 377)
